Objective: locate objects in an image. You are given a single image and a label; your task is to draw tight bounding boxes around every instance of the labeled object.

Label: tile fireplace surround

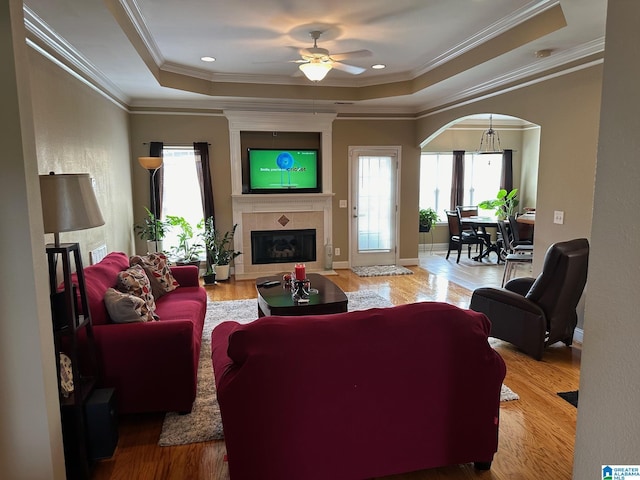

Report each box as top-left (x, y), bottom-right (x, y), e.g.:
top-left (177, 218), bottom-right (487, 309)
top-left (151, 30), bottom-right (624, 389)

top-left (226, 111), bottom-right (337, 280)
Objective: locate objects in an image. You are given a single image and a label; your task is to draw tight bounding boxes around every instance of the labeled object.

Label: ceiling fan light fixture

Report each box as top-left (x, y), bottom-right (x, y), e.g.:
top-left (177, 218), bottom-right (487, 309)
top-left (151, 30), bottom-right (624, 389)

top-left (299, 60), bottom-right (332, 82)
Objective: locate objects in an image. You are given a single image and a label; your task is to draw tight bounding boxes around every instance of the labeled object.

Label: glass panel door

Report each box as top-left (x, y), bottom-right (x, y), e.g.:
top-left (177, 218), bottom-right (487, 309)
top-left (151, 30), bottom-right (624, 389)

top-left (350, 148), bottom-right (398, 266)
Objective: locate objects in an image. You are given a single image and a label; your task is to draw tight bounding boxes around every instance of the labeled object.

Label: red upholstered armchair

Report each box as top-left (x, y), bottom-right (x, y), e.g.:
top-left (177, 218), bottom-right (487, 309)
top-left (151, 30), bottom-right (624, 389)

top-left (212, 302), bottom-right (506, 480)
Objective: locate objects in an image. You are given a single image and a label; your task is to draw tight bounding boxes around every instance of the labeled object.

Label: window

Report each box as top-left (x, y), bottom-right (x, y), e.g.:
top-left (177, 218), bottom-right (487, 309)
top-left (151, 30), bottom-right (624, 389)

top-left (419, 153), bottom-right (452, 215)
top-left (161, 147), bottom-right (204, 257)
top-left (463, 153), bottom-right (502, 206)
top-left (420, 152), bottom-right (503, 215)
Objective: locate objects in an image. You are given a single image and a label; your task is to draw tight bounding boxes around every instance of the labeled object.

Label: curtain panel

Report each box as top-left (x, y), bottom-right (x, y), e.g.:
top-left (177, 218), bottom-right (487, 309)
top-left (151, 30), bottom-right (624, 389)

top-left (450, 150), bottom-right (465, 210)
top-left (501, 149), bottom-right (513, 192)
top-left (193, 142), bottom-right (215, 223)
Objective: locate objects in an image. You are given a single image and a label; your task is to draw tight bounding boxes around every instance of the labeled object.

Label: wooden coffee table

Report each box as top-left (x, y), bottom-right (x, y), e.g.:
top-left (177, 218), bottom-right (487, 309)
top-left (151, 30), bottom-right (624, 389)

top-left (256, 273), bottom-right (348, 317)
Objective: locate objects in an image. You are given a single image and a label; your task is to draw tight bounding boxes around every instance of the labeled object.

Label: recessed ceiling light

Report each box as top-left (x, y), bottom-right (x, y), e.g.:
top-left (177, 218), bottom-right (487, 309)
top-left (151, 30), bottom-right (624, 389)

top-left (534, 49), bottom-right (552, 58)
top-left (371, 64), bottom-right (386, 70)
top-left (201, 56), bottom-right (216, 62)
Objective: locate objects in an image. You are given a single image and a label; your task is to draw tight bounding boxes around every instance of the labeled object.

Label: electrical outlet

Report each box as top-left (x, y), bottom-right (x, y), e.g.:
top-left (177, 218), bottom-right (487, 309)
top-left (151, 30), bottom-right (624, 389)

top-left (335, 247), bottom-right (341, 256)
top-left (339, 200), bottom-right (347, 208)
top-left (554, 210), bottom-right (564, 224)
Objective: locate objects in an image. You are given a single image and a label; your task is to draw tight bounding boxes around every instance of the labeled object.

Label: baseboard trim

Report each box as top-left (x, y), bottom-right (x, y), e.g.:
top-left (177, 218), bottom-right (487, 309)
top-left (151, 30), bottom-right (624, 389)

top-left (573, 327), bottom-right (584, 345)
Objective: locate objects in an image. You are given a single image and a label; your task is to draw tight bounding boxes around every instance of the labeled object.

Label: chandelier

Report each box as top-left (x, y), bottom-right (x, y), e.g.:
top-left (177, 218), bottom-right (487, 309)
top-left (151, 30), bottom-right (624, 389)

top-left (478, 114), bottom-right (503, 153)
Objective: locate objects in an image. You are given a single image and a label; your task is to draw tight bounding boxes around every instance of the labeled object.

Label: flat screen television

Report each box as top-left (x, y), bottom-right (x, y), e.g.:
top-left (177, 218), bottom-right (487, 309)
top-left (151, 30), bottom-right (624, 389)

top-left (247, 148), bottom-right (321, 193)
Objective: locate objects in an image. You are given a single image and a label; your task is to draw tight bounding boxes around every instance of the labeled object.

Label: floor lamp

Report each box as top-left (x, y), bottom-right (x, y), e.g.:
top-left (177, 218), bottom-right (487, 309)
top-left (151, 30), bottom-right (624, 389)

top-left (138, 156), bottom-right (164, 252)
top-left (39, 172), bottom-right (105, 479)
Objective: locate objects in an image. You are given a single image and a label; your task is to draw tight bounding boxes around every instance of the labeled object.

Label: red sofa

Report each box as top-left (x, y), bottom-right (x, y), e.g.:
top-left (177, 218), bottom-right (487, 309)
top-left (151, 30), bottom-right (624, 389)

top-left (76, 252), bottom-right (207, 414)
top-left (212, 301), bottom-right (506, 480)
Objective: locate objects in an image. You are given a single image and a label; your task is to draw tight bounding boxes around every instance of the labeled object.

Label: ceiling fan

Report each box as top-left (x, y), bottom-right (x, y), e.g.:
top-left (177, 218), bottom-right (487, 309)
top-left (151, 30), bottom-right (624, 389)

top-left (293, 31), bottom-right (371, 81)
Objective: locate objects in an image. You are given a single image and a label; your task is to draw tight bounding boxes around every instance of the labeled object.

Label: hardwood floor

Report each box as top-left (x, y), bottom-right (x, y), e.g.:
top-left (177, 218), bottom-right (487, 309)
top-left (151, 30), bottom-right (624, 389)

top-left (92, 252), bottom-right (579, 480)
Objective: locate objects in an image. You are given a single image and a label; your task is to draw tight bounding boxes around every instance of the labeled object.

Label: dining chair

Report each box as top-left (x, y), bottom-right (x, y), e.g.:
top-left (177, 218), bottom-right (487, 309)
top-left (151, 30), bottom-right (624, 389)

top-left (470, 238), bottom-right (590, 360)
top-left (508, 215), bottom-right (533, 248)
top-left (456, 205), bottom-right (479, 234)
top-left (498, 220), bottom-right (533, 285)
top-left (445, 210), bottom-right (486, 263)
top-left (457, 205), bottom-right (490, 251)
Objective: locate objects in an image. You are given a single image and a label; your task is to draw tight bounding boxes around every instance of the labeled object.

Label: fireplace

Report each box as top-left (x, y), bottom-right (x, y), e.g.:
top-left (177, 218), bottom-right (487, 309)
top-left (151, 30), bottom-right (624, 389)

top-left (226, 111), bottom-right (337, 279)
top-left (251, 229), bottom-right (317, 265)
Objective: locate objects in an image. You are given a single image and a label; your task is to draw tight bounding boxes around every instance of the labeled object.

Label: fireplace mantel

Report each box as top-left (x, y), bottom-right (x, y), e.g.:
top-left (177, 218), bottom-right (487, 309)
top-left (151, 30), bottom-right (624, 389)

top-left (224, 111), bottom-right (337, 279)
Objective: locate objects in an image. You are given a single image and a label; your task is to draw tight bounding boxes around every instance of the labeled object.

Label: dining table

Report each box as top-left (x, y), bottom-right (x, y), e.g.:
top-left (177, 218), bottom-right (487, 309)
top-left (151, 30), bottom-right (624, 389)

top-left (460, 216), bottom-right (501, 262)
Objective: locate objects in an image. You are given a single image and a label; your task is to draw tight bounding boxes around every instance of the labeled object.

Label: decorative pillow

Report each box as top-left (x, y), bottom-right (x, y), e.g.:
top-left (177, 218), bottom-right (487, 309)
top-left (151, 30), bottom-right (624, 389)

top-left (116, 264), bottom-right (158, 320)
top-left (104, 287), bottom-right (153, 323)
top-left (129, 253), bottom-right (179, 299)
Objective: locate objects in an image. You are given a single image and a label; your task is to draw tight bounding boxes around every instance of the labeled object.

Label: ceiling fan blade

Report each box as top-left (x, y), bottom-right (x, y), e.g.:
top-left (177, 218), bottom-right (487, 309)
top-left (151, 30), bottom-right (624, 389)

top-left (331, 62), bottom-right (366, 75)
top-left (252, 59), bottom-right (308, 64)
top-left (329, 49), bottom-right (372, 61)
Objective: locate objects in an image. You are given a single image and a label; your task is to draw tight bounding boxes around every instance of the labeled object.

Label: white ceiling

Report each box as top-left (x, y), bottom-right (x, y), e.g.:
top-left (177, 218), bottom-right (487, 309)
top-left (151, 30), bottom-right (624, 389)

top-left (22, 0), bottom-right (607, 114)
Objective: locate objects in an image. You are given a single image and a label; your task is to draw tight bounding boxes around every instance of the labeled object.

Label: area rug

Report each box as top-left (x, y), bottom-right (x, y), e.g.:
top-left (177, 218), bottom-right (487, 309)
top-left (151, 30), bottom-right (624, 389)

top-left (351, 265), bottom-right (414, 277)
top-left (158, 292), bottom-right (518, 446)
top-left (558, 390), bottom-right (579, 407)
top-left (501, 384), bottom-right (520, 402)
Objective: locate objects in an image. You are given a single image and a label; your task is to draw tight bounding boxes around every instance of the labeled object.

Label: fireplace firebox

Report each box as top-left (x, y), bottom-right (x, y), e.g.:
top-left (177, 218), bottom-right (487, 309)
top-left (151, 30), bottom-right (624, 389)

top-left (251, 229), bottom-right (317, 265)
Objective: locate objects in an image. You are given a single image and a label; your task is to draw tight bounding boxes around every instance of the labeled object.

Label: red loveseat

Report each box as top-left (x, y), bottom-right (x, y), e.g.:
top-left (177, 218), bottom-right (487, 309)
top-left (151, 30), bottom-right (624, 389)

top-left (212, 301), bottom-right (506, 480)
top-left (76, 252), bottom-right (207, 414)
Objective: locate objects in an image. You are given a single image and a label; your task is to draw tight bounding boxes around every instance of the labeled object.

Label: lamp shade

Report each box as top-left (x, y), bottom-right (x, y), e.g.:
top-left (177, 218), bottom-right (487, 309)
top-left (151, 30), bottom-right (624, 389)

top-left (299, 60), bottom-right (332, 82)
top-left (138, 156), bottom-right (163, 170)
top-left (39, 173), bottom-right (105, 234)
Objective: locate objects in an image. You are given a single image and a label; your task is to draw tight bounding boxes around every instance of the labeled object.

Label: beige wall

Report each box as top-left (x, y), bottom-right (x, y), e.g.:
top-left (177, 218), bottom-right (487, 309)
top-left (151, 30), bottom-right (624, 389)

top-left (2, 0), bottom-right (64, 477)
top-left (417, 65), bottom-right (602, 275)
top-left (128, 112), bottom-right (231, 255)
top-left (575, 1), bottom-right (640, 475)
top-left (332, 119), bottom-right (420, 261)
top-left (29, 51), bottom-right (134, 264)
top-left (520, 127), bottom-right (541, 209)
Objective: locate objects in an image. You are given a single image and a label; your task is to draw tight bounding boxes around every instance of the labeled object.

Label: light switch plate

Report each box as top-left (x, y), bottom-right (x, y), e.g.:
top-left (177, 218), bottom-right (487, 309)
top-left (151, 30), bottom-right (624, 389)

top-left (554, 210), bottom-right (564, 224)
top-left (339, 200), bottom-right (347, 208)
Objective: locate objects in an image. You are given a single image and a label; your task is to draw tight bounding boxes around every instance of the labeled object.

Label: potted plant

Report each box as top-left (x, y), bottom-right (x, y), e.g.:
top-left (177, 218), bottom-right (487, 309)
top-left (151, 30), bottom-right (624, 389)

top-left (134, 207), bottom-right (169, 253)
top-left (198, 216), bottom-right (218, 285)
top-left (166, 215), bottom-right (203, 266)
top-left (419, 207), bottom-right (439, 232)
top-left (211, 223), bottom-right (242, 281)
top-left (478, 188), bottom-right (519, 220)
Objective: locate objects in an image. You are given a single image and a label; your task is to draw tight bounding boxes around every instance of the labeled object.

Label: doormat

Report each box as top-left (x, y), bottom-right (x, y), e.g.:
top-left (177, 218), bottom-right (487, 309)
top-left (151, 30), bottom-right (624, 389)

top-left (557, 390), bottom-right (579, 407)
top-left (351, 265), bottom-right (414, 277)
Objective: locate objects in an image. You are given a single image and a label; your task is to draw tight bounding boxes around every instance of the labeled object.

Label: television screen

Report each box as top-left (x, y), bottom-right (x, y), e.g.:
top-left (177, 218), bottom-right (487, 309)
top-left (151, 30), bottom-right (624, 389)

top-left (248, 148), bottom-right (321, 193)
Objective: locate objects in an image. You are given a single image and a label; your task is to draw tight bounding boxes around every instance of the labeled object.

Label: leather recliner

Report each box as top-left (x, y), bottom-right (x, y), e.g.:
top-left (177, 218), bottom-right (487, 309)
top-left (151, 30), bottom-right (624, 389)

top-left (470, 238), bottom-right (589, 360)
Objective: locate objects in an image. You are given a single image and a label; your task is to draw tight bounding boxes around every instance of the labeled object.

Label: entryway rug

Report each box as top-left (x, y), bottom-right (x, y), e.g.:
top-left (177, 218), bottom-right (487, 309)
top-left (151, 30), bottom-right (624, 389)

top-left (558, 390), bottom-right (579, 407)
top-left (158, 292), bottom-right (518, 446)
top-left (351, 265), bottom-right (414, 277)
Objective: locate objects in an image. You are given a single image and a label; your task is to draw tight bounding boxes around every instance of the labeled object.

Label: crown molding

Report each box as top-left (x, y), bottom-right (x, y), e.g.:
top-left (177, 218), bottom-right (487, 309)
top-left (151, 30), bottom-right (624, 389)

top-left (23, 5), bottom-right (130, 108)
top-left (118, 0), bottom-right (164, 66)
top-left (411, 0), bottom-right (561, 77)
top-left (415, 37), bottom-right (605, 113)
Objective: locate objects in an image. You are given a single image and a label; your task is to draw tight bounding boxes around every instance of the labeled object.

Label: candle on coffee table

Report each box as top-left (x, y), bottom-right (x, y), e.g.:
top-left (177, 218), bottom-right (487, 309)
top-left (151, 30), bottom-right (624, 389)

top-left (295, 263), bottom-right (306, 280)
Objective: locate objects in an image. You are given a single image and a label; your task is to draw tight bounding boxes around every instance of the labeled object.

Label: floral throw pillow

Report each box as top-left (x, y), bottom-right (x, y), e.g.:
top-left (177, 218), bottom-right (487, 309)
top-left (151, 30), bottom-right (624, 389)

top-left (116, 264), bottom-right (158, 320)
top-left (104, 287), bottom-right (151, 323)
top-left (129, 253), bottom-right (179, 299)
